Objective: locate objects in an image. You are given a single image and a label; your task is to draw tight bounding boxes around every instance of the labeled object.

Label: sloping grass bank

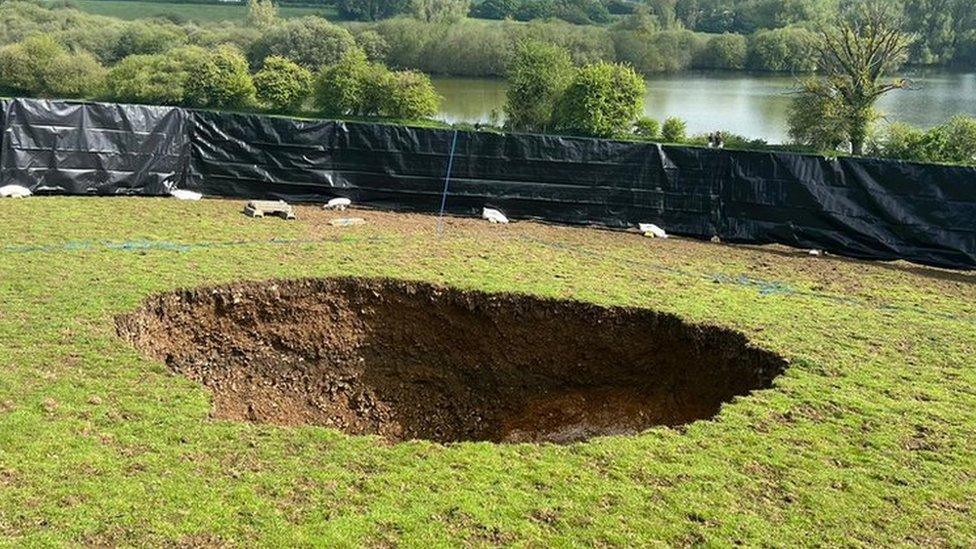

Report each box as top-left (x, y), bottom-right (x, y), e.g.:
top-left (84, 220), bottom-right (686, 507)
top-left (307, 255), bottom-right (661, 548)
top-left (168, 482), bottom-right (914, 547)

top-left (0, 197), bottom-right (974, 545)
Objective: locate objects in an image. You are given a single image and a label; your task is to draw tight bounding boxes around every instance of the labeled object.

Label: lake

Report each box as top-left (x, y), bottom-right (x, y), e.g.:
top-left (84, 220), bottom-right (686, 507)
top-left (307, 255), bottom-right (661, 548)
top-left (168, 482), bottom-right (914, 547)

top-left (432, 69), bottom-right (976, 143)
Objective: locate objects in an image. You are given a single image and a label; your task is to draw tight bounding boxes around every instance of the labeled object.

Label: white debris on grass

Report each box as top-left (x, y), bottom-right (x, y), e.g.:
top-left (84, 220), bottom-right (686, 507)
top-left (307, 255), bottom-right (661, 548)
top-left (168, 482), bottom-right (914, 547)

top-left (638, 223), bottom-right (668, 238)
top-left (324, 197), bottom-right (352, 211)
top-left (0, 185), bottom-right (31, 198)
top-left (808, 249), bottom-right (824, 256)
top-left (170, 189), bottom-right (203, 201)
top-left (482, 207), bottom-right (509, 224)
top-left (329, 217), bottom-right (366, 227)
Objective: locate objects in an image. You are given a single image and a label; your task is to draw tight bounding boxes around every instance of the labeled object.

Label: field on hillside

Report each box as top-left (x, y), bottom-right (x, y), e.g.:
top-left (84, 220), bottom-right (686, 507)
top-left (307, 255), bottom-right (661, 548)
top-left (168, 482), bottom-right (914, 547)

top-left (0, 197), bottom-right (974, 545)
top-left (69, 0), bottom-right (336, 21)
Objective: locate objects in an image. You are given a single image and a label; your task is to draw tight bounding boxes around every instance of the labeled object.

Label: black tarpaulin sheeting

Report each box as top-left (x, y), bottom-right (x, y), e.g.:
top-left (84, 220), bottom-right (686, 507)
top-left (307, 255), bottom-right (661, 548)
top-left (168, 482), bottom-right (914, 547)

top-left (0, 98), bottom-right (189, 195)
top-left (1, 98), bottom-right (974, 270)
top-left (186, 110), bottom-right (718, 235)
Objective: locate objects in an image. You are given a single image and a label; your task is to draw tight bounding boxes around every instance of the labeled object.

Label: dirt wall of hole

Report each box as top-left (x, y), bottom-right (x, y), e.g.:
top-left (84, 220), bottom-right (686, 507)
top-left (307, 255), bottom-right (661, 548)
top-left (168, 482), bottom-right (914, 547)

top-left (116, 278), bottom-right (787, 443)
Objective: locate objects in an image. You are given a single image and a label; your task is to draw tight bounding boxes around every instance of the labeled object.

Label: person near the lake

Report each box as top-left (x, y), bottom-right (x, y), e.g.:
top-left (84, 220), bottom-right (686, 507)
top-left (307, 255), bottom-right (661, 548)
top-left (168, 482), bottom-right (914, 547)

top-left (708, 132), bottom-right (725, 149)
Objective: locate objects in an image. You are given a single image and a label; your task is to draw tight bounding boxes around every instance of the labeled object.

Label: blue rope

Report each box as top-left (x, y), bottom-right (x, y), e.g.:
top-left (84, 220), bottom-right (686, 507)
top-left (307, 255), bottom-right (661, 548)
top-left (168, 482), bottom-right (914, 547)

top-left (436, 130), bottom-right (460, 235)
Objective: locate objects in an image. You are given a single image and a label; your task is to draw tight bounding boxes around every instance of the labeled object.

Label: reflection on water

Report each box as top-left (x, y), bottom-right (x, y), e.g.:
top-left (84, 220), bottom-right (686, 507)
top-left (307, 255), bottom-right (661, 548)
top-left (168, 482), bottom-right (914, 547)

top-left (432, 69), bottom-right (976, 143)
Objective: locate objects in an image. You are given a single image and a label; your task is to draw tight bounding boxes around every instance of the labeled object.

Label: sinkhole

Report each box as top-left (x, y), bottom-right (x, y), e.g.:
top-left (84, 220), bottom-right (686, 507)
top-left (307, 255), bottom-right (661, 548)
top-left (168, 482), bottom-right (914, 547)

top-left (116, 277), bottom-right (787, 444)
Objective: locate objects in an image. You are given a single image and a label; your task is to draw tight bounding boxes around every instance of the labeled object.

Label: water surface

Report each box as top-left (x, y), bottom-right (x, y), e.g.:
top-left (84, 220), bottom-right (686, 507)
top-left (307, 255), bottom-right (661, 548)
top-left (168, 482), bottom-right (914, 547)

top-left (432, 69), bottom-right (976, 143)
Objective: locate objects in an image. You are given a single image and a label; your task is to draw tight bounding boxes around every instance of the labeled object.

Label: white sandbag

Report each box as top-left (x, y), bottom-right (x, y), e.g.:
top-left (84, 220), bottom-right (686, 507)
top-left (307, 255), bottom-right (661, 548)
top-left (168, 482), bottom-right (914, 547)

top-left (324, 197), bottom-right (352, 211)
top-left (0, 185), bottom-right (31, 198)
top-left (170, 189), bottom-right (202, 201)
top-left (482, 207), bottom-right (509, 224)
top-left (638, 223), bottom-right (668, 238)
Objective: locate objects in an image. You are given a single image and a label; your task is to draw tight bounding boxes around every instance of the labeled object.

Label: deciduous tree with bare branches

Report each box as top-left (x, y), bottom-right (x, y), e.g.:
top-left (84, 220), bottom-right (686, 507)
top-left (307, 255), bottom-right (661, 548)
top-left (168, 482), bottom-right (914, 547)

top-left (788, 0), bottom-right (914, 155)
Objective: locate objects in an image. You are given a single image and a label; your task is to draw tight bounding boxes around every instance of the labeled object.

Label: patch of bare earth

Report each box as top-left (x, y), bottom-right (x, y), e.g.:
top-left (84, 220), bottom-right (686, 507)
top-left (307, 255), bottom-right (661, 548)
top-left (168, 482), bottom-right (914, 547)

top-left (116, 278), bottom-right (786, 444)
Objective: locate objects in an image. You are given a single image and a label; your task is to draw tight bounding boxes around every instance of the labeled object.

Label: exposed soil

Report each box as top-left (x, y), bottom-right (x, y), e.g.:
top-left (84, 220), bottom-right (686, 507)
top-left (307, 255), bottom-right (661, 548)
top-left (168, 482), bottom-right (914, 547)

top-left (116, 277), bottom-right (787, 444)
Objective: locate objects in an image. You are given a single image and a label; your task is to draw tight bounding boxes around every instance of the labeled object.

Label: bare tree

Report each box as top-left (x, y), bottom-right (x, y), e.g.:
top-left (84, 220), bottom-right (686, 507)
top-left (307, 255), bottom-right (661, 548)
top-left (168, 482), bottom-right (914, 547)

top-left (795, 1), bottom-right (914, 155)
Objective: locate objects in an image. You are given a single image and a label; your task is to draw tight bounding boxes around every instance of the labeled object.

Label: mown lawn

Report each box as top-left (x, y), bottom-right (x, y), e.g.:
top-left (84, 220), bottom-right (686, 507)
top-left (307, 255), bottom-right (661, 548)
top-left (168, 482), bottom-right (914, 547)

top-left (68, 0), bottom-right (336, 22)
top-left (0, 197), bottom-right (974, 545)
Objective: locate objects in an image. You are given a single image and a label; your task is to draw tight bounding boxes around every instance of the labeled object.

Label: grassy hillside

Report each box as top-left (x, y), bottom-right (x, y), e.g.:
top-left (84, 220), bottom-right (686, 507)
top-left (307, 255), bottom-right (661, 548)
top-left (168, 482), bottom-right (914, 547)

top-left (68, 0), bottom-right (337, 21)
top-left (0, 198), bottom-right (974, 545)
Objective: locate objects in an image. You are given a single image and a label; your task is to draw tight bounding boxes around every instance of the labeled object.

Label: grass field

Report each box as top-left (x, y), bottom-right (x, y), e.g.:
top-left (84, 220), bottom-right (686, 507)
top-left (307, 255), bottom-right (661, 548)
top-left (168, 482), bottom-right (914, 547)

top-left (69, 0), bottom-right (337, 22)
top-left (0, 197), bottom-right (974, 545)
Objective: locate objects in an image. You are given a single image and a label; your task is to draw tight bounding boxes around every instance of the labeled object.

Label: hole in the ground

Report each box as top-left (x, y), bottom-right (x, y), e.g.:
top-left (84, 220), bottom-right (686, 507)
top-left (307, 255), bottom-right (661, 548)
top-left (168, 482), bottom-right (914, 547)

top-left (117, 278), bottom-right (787, 444)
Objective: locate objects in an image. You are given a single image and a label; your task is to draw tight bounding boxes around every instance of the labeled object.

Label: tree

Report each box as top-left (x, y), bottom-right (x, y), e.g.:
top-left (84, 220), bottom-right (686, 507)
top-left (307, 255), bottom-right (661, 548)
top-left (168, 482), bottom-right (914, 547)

top-left (697, 33), bottom-right (747, 69)
top-left (646, 0), bottom-right (679, 28)
top-left (410, 0), bottom-right (470, 23)
top-left (553, 61), bottom-right (645, 138)
top-left (661, 116), bottom-right (687, 142)
top-left (614, 5), bottom-right (660, 34)
top-left (901, 0), bottom-right (976, 65)
top-left (794, 1), bottom-right (913, 155)
top-left (382, 70), bottom-right (440, 118)
top-left (314, 48), bottom-right (373, 116)
top-left (249, 17), bottom-right (357, 69)
top-left (504, 42), bottom-right (574, 133)
top-left (747, 26), bottom-right (818, 72)
top-left (113, 21), bottom-right (187, 62)
top-left (0, 34), bottom-right (105, 98)
top-left (254, 55), bottom-right (312, 111)
top-left (786, 78), bottom-right (852, 151)
top-left (185, 45), bottom-right (256, 109)
top-left (313, 48), bottom-right (439, 119)
top-left (338, 0), bottom-right (410, 21)
top-left (245, 0), bottom-right (278, 29)
top-left (354, 29), bottom-right (390, 61)
top-left (472, 0), bottom-right (519, 18)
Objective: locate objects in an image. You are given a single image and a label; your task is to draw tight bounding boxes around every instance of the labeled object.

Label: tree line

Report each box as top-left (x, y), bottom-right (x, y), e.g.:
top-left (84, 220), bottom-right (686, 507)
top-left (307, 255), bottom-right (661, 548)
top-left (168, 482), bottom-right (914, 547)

top-left (0, 0), bottom-right (973, 166)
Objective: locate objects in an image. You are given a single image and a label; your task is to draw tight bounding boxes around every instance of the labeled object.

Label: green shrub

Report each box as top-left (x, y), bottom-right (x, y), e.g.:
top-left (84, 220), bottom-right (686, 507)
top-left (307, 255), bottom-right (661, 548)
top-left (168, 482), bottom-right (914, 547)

top-left (504, 41), bottom-right (574, 132)
top-left (44, 49), bottom-right (106, 98)
top-left (382, 70), bottom-right (440, 119)
top-left (870, 117), bottom-right (976, 165)
top-left (410, 0), bottom-right (471, 23)
top-left (697, 33), bottom-right (748, 70)
top-left (249, 17), bottom-right (356, 69)
top-left (314, 48), bottom-right (439, 119)
top-left (472, 0), bottom-right (520, 18)
top-left (339, 0), bottom-right (410, 21)
top-left (114, 21), bottom-right (187, 62)
top-left (184, 44), bottom-right (256, 109)
top-left (254, 55), bottom-right (312, 111)
top-left (0, 34), bottom-right (105, 98)
top-left (54, 23), bottom-right (126, 64)
top-left (314, 48), bottom-right (373, 116)
top-left (633, 117), bottom-right (660, 139)
top-left (107, 45), bottom-right (254, 108)
top-left (190, 24), bottom-right (263, 54)
top-left (937, 116), bottom-right (976, 165)
top-left (661, 116), bottom-right (687, 142)
top-left (354, 29), bottom-right (390, 62)
top-left (869, 122), bottom-right (928, 161)
top-left (553, 61), bottom-right (645, 138)
top-left (106, 49), bottom-right (199, 105)
top-left (244, 0), bottom-right (278, 29)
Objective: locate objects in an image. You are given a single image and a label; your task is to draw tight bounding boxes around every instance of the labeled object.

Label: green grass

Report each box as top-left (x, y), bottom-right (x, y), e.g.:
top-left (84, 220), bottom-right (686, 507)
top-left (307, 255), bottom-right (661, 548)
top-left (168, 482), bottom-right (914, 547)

top-left (69, 0), bottom-right (337, 22)
top-left (0, 197), bottom-right (974, 545)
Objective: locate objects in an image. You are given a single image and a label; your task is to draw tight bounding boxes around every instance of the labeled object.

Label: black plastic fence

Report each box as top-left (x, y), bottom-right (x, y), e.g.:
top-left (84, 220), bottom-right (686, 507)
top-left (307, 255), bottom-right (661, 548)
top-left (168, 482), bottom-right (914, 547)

top-left (2, 98), bottom-right (975, 270)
